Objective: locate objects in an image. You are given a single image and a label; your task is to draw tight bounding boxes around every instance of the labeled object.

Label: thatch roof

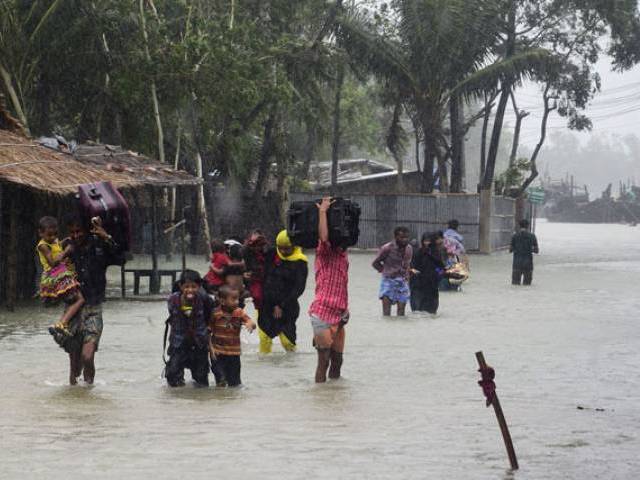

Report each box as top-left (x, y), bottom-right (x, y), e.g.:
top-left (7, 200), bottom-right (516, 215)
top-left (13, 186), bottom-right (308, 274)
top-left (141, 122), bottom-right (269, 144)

top-left (0, 130), bottom-right (201, 195)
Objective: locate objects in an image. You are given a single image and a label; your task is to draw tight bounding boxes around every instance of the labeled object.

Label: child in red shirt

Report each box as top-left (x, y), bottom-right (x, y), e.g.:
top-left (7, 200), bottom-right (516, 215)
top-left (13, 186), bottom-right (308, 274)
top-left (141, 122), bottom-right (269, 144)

top-left (204, 239), bottom-right (229, 293)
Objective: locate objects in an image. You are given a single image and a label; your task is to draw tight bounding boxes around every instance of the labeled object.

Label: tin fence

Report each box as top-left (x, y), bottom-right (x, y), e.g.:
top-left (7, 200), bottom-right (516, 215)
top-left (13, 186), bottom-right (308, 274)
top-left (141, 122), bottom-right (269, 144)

top-left (290, 192), bottom-right (515, 251)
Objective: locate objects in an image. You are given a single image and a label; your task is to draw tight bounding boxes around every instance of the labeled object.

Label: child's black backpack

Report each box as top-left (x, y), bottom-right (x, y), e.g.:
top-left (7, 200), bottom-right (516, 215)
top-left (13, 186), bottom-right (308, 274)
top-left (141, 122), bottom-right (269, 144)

top-left (288, 197), bottom-right (361, 249)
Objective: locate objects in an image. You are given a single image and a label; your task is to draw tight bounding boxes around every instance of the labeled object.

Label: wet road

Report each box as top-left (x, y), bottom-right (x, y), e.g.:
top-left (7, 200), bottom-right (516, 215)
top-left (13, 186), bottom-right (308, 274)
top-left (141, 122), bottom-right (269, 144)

top-left (1, 220), bottom-right (639, 479)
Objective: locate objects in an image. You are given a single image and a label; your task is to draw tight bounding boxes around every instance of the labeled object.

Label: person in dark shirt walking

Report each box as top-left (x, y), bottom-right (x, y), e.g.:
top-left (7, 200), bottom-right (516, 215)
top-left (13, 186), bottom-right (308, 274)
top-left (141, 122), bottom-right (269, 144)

top-left (65, 215), bottom-right (124, 384)
top-left (510, 219), bottom-right (539, 286)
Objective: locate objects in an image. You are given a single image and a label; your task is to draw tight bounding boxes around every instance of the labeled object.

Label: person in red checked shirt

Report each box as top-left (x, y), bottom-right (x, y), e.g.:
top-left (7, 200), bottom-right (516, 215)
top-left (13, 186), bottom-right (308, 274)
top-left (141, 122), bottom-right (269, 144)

top-left (309, 197), bottom-right (350, 383)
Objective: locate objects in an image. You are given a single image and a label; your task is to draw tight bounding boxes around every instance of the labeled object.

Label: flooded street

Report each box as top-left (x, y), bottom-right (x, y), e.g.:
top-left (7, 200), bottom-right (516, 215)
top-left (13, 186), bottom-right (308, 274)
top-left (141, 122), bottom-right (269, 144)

top-left (1, 220), bottom-right (639, 479)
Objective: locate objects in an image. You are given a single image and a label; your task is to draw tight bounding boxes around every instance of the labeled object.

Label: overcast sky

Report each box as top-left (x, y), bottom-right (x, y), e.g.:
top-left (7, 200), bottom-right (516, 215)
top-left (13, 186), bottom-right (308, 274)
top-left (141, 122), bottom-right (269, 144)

top-left (508, 59), bottom-right (640, 148)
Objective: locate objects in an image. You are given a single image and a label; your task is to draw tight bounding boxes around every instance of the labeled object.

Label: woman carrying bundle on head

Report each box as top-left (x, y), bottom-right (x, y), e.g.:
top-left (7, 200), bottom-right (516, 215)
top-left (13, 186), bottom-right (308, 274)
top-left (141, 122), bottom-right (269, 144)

top-left (258, 230), bottom-right (308, 354)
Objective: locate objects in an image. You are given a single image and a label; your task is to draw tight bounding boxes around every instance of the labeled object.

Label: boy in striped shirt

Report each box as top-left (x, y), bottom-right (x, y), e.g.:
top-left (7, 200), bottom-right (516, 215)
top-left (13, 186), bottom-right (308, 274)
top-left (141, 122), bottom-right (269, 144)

top-left (309, 197), bottom-right (350, 383)
top-left (209, 285), bottom-right (256, 387)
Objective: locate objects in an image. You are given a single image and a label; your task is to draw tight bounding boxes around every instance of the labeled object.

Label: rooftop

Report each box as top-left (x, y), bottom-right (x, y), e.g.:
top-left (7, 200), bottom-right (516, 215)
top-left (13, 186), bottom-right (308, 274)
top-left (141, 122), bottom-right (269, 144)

top-left (0, 130), bottom-right (201, 195)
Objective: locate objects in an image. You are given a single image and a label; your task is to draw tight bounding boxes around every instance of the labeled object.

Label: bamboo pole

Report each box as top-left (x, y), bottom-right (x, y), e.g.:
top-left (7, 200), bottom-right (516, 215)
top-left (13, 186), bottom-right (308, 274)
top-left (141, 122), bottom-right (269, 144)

top-left (0, 63), bottom-right (30, 134)
top-left (150, 187), bottom-right (160, 294)
top-left (139, 0), bottom-right (165, 164)
top-left (6, 188), bottom-right (19, 310)
top-left (0, 182), bottom-right (4, 305)
top-left (195, 151), bottom-right (212, 256)
top-left (475, 351), bottom-right (519, 470)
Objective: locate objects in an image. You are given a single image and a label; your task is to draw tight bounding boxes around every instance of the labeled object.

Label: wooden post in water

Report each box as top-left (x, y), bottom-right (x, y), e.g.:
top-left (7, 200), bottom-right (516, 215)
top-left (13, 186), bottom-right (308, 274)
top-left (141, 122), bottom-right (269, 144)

top-left (150, 187), bottom-right (160, 294)
top-left (475, 351), bottom-right (519, 470)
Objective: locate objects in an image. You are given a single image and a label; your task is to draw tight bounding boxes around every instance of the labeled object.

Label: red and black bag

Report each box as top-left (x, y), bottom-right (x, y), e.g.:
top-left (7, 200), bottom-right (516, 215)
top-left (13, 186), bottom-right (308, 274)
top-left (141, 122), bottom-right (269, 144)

top-left (77, 181), bottom-right (132, 252)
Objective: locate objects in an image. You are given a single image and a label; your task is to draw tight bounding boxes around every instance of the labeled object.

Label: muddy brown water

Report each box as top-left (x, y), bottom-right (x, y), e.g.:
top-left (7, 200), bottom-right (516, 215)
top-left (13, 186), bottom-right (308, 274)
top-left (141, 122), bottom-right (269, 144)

top-left (1, 220), bottom-right (639, 479)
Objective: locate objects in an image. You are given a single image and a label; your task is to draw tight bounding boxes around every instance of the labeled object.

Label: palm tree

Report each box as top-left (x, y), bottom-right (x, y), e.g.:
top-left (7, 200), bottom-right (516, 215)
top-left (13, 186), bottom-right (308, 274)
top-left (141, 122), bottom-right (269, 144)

top-left (340, 0), bottom-right (548, 193)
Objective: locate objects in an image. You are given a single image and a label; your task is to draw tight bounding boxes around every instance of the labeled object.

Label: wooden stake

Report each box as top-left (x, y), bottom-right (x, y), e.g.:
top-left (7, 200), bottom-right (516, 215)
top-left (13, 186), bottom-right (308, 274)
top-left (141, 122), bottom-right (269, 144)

top-left (475, 351), bottom-right (519, 470)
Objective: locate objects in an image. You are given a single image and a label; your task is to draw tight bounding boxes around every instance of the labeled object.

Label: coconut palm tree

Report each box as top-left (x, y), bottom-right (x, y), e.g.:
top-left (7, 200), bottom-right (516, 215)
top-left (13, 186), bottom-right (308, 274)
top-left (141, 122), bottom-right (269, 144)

top-left (339, 0), bottom-right (549, 193)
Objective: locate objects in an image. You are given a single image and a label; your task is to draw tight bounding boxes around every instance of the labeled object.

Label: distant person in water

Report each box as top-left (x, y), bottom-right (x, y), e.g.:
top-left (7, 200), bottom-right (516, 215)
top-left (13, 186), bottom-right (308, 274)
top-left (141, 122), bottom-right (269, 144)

top-left (372, 226), bottom-right (413, 316)
top-left (243, 230), bottom-right (268, 313)
top-left (309, 197), bottom-right (350, 383)
top-left (510, 219), bottom-right (539, 286)
top-left (410, 232), bottom-right (448, 314)
top-left (441, 219), bottom-right (469, 292)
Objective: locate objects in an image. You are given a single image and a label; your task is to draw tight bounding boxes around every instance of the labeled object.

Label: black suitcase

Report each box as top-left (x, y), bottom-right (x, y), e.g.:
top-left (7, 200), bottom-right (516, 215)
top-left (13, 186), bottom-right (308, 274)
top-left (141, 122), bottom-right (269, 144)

top-left (328, 197), bottom-right (361, 248)
top-left (288, 198), bottom-right (360, 249)
top-left (287, 201), bottom-right (319, 248)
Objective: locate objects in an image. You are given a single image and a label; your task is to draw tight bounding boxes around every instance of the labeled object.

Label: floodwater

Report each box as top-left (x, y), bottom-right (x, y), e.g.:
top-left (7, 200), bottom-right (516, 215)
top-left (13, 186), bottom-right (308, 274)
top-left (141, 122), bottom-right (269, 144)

top-left (1, 220), bottom-right (639, 479)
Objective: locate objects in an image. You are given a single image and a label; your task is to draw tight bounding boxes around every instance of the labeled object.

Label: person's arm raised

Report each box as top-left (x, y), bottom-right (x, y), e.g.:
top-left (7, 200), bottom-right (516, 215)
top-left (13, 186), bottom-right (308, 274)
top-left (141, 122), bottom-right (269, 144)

top-left (316, 197), bottom-right (333, 243)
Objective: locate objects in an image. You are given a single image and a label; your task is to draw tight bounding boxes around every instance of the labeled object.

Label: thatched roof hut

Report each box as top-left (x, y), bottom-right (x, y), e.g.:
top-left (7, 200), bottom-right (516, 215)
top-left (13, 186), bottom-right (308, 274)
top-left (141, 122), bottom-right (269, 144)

top-left (0, 128), bottom-right (201, 308)
top-left (0, 130), bottom-right (200, 193)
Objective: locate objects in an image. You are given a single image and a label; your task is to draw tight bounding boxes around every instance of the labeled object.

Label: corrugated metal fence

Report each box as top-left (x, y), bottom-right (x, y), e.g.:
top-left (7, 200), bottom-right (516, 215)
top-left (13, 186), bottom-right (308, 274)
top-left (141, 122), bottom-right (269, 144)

top-left (491, 196), bottom-right (517, 251)
top-left (291, 192), bottom-right (515, 251)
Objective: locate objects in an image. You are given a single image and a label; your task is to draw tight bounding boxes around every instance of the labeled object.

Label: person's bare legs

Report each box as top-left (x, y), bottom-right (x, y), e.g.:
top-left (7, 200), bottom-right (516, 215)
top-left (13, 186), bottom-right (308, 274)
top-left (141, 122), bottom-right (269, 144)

top-left (397, 302), bottom-right (406, 316)
top-left (81, 341), bottom-right (97, 384)
top-left (328, 326), bottom-right (345, 379)
top-left (68, 350), bottom-right (82, 385)
top-left (382, 297), bottom-right (392, 316)
top-left (314, 327), bottom-right (335, 383)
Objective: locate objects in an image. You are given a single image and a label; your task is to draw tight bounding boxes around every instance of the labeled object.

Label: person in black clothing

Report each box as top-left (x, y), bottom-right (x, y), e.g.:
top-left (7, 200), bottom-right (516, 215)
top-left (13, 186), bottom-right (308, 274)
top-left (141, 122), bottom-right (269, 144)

top-left (64, 215), bottom-right (124, 385)
top-left (410, 232), bottom-right (447, 314)
top-left (510, 219), bottom-right (539, 286)
top-left (165, 270), bottom-right (215, 387)
top-left (258, 230), bottom-right (308, 354)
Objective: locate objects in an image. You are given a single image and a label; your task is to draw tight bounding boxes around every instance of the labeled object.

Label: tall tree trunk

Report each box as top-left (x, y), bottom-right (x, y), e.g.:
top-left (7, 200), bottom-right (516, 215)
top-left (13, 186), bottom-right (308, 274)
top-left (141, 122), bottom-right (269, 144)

top-left (517, 85), bottom-right (556, 196)
top-left (482, 87), bottom-right (510, 191)
top-left (449, 95), bottom-right (466, 193)
top-left (386, 102), bottom-right (405, 192)
top-left (189, 93), bottom-right (211, 256)
top-left (331, 64), bottom-right (345, 191)
top-left (254, 110), bottom-right (277, 199)
top-left (508, 92), bottom-right (529, 170)
top-left (0, 63), bottom-right (29, 134)
top-left (421, 136), bottom-right (436, 193)
top-left (330, 0), bottom-right (345, 192)
top-left (275, 133), bottom-right (289, 227)
top-left (301, 122), bottom-right (317, 179)
top-left (414, 129), bottom-right (421, 172)
top-left (481, 2), bottom-right (516, 191)
top-left (479, 94), bottom-right (493, 188)
top-left (436, 148), bottom-right (449, 193)
top-left (139, 0), bottom-right (165, 163)
top-left (167, 122), bottom-right (182, 259)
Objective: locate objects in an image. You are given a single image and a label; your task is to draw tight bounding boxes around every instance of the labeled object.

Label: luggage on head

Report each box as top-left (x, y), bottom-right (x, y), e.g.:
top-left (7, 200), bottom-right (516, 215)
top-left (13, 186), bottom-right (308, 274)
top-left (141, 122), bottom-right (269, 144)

top-left (77, 181), bottom-right (132, 252)
top-left (287, 197), bottom-right (361, 249)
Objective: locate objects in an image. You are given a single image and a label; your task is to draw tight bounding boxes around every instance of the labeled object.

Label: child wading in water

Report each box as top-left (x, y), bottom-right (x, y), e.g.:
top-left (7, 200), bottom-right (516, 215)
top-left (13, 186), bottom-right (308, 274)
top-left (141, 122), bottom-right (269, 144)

top-left (209, 285), bottom-right (256, 387)
top-left (36, 216), bottom-right (84, 335)
top-left (165, 270), bottom-right (214, 387)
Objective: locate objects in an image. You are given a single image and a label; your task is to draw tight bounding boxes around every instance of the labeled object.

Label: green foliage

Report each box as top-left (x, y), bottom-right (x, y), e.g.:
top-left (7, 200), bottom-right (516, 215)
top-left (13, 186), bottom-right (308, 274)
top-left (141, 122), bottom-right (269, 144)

top-left (1, 0), bottom-right (640, 197)
top-left (496, 157), bottom-right (531, 195)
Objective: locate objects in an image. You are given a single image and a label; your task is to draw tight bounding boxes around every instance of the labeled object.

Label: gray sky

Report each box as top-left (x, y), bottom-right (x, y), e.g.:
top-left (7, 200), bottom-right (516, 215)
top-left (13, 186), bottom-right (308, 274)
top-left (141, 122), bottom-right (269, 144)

top-left (508, 59), bottom-right (640, 148)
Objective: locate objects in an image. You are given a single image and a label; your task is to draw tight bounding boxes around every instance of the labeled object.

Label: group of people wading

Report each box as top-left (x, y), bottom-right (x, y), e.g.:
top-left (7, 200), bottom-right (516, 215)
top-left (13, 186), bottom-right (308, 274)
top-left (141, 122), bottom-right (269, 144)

top-left (40, 197), bottom-right (537, 388)
top-left (373, 220), bottom-right (470, 317)
top-left (161, 197), bottom-right (349, 387)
